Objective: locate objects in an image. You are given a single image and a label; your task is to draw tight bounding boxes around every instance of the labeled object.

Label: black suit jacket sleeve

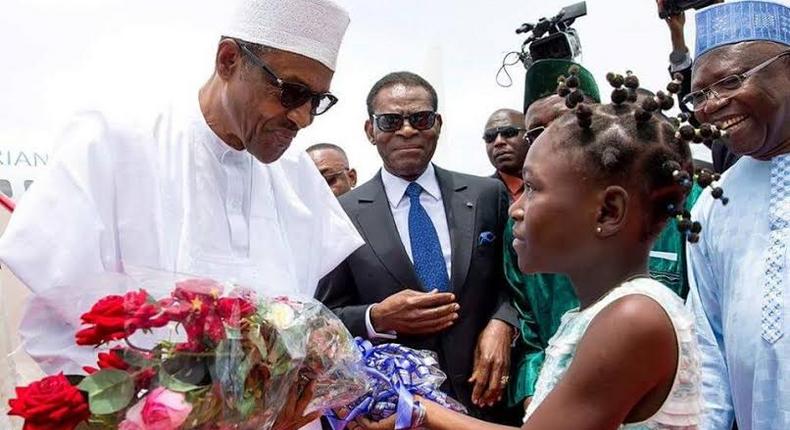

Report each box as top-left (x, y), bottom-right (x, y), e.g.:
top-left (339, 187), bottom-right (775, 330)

top-left (315, 260), bottom-right (369, 337)
top-left (490, 183), bottom-right (518, 328)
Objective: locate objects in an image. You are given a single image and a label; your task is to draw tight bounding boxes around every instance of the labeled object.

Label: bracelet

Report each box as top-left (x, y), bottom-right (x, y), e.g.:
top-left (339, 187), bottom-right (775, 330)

top-left (411, 400), bottom-right (427, 429)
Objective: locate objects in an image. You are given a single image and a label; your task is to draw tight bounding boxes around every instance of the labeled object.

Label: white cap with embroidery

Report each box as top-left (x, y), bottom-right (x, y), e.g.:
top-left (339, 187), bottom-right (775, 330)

top-left (222, 0), bottom-right (350, 71)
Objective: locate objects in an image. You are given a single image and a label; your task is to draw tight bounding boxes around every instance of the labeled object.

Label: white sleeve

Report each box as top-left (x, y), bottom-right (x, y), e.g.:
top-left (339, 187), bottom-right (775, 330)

top-left (364, 305), bottom-right (397, 340)
top-left (297, 151), bottom-right (364, 280)
top-left (685, 212), bottom-right (736, 430)
top-left (275, 150), bottom-right (363, 295)
top-left (0, 112), bottom-right (120, 374)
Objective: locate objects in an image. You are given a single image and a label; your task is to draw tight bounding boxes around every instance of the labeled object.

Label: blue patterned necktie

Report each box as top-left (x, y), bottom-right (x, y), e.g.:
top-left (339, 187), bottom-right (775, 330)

top-left (405, 182), bottom-right (450, 292)
top-left (762, 154), bottom-right (790, 344)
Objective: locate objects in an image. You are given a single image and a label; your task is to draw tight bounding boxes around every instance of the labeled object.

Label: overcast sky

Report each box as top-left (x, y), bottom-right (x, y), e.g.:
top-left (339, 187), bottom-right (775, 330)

top-left (0, 0), bottom-right (709, 191)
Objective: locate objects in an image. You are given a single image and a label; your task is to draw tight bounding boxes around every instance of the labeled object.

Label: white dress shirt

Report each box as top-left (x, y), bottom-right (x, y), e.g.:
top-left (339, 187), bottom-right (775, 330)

top-left (380, 163), bottom-right (452, 276)
top-left (365, 164), bottom-right (453, 339)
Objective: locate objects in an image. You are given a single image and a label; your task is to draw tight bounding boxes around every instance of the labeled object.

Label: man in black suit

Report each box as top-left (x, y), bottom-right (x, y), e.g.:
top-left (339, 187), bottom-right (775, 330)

top-left (316, 71), bottom-right (518, 423)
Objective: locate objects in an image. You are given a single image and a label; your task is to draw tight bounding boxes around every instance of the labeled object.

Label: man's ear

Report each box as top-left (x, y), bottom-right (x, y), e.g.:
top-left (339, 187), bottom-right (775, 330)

top-left (364, 118), bottom-right (375, 145)
top-left (216, 39), bottom-right (243, 81)
top-left (348, 168), bottom-right (358, 188)
top-left (434, 113), bottom-right (443, 138)
top-left (595, 185), bottom-right (629, 237)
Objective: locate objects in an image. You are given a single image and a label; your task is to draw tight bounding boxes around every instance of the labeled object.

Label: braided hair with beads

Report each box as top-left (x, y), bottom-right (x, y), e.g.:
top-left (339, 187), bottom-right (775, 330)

top-left (553, 68), bottom-right (728, 243)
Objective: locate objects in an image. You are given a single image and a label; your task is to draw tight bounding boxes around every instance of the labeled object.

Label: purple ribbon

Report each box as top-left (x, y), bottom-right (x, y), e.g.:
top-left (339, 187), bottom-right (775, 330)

top-left (327, 338), bottom-right (465, 430)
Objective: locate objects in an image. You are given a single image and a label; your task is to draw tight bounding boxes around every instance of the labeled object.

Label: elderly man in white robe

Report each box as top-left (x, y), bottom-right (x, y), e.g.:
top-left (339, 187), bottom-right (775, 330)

top-left (684, 2), bottom-right (790, 429)
top-left (0, 0), bottom-right (362, 428)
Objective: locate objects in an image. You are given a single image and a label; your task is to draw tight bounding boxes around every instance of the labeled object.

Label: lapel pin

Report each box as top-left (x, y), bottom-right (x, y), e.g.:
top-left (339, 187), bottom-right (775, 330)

top-left (466, 202), bottom-right (474, 208)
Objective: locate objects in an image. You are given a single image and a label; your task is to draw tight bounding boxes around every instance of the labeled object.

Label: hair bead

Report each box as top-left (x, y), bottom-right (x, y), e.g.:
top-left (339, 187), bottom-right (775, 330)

top-left (624, 71), bottom-right (639, 89)
top-left (606, 72), bottom-right (625, 88)
top-left (557, 82), bottom-right (571, 97)
top-left (611, 88), bottom-right (628, 105)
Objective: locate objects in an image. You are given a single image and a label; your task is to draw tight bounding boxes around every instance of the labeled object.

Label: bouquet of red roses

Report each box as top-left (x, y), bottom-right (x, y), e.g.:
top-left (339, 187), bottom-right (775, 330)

top-left (6, 274), bottom-right (367, 430)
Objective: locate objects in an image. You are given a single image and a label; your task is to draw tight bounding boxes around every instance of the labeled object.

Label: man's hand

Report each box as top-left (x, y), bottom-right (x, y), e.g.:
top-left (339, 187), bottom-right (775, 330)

top-left (370, 289), bottom-right (459, 335)
top-left (657, 0), bottom-right (688, 51)
top-left (468, 319), bottom-right (514, 407)
top-left (272, 380), bottom-right (322, 430)
top-left (665, 9), bottom-right (686, 35)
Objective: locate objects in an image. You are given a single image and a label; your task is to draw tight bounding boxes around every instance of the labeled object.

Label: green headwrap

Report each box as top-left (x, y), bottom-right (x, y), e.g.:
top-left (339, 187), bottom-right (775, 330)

top-left (523, 59), bottom-right (600, 111)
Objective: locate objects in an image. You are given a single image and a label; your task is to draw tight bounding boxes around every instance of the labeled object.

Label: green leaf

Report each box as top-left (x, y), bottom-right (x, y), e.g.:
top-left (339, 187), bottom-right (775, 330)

top-left (121, 349), bottom-right (155, 369)
top-left (77, 369), bottom-right (135, 415)
top-left (247, 325), bottom-right (268, 361)
top-left (161, 355), bottom-right (211, 386)
top-left (237, 393), bottom-right (257, 417)
top-left (159, 368), bottom-right (203, 393)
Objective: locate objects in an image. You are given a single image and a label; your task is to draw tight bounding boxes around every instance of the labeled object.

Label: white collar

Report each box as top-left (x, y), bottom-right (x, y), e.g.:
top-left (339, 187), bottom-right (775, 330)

top-left (381, 163), bottom-right (442, 208)
top-left (193, 100), bottom-right (248, 164)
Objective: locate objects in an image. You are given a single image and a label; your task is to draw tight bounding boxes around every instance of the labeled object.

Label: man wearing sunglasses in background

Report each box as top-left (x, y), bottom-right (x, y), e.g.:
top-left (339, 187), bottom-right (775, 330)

top-left (307, 143), bottom-right (357, 197)
top-left (483, 109), bottom-right (528, 202)
top-left (0, 2), bottom-right (361, 429)
top-left (316, 71), bottom-right (520, 425)
top-left (683, 2), bottom-right (790, 430)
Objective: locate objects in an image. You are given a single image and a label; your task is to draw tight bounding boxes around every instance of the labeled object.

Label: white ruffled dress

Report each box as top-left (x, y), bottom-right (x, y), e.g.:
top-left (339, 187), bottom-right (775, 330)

top-left (523, 277), bottom-right (701, 429)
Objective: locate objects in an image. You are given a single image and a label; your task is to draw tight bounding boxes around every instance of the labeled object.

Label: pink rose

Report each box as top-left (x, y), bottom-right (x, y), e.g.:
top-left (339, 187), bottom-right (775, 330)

top-left (119, 387), bottom-right (192, 430)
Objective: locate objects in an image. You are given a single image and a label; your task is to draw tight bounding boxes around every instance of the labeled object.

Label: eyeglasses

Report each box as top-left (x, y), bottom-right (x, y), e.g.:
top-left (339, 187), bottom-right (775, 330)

top-left (482, 126), bottom-right (525, 143)
top-left (523, 126), bottom-right (545, 146)
top-left (237, 42), bottom-right (339, 116)
top-left (371, 111), bottom-right (438, 132)
top-left (682, 50), bottom-right (790, 112)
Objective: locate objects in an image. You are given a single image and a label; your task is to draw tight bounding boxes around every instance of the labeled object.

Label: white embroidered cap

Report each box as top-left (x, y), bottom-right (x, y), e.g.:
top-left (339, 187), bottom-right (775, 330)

top-left (221, 0), bottom-right (350, 71)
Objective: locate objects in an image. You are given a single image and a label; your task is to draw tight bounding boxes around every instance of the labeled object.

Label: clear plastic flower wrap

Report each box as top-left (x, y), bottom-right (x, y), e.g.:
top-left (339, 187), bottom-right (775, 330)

top-left (327, 339), bottom-right (467, 430)
top-left (6, 269), bottom-right (368, 430)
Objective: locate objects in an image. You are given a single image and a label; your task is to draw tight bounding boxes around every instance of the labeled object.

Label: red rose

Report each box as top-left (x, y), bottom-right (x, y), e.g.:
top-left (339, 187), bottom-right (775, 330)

top-left (76, 289), bottom-right (169, 346)
top-left (161, 281), bottom-right (226, 349)
top-left (162, 281), bottom-right (257, 349)
top-left (159, 297), bottom-right (191, 322)
top-left (173, 279), bottom-right (224, 300)
top-left (75, 295), bottom-right (126, 345)
top-left (217, 297), bottom-right (256, 326)
top-left (98, 349), bottom-right (131, 371)
top-left (7, 373), bottom-right (90, 430)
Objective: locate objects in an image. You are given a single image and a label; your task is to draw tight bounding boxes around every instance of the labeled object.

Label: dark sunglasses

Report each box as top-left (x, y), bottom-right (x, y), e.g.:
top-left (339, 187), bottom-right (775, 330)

top-left (237, 42), bottom-right (338, 116)
top-left (523, 126), bottom-right (545, 146)
top-left (371, 111), bottom-right (438, 132)
top-left (483, 126), bottom-right (525, 143)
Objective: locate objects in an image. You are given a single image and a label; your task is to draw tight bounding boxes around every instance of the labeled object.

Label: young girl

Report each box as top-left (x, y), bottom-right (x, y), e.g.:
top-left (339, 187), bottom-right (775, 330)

top-left (355, 74), bottom-right (711, 430)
